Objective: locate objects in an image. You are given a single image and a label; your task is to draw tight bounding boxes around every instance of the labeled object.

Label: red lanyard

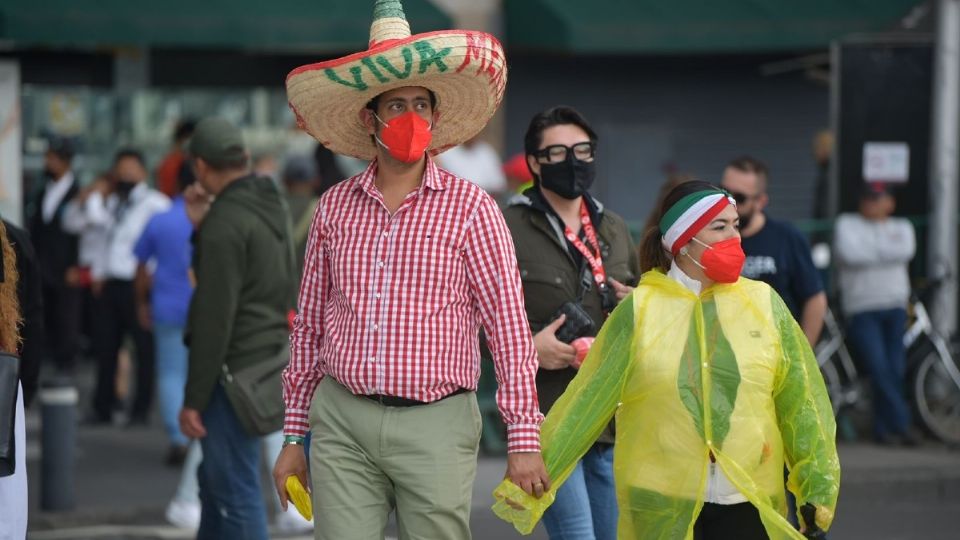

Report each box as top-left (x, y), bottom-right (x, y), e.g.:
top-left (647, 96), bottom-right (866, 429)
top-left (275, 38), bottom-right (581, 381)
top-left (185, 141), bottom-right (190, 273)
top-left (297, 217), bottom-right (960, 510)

top-left (562, 201), bottom-right (607, 289)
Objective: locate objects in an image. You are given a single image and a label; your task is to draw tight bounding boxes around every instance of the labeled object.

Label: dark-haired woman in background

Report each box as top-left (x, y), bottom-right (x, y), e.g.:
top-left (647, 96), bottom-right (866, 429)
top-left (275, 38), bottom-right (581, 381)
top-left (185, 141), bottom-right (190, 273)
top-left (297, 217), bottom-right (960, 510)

top-left (495, 181), bottom-right (839, 540)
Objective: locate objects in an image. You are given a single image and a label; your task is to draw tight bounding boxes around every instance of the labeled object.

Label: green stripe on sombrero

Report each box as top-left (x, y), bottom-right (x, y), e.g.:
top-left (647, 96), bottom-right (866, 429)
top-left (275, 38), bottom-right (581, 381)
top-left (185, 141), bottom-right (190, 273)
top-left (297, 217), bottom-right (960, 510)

top-left (373, 0), bottom-right (406, 21)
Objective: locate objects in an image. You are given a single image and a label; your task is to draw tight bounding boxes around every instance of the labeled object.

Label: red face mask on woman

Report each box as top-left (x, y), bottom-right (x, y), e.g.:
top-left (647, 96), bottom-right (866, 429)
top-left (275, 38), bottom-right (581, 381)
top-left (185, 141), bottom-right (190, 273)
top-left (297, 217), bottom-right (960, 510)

top-left (684, 237), bottom-right (745, 283)
top-left (374, 111), bottom-right (433, 163)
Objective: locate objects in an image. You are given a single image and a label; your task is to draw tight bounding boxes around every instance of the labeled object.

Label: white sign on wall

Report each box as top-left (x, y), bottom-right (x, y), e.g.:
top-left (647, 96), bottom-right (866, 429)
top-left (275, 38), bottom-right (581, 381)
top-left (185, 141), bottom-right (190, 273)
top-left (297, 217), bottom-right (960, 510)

top-left (863, 141), bottom-right (910, 183)
top-left (0, 62), bottom-right (21, 226)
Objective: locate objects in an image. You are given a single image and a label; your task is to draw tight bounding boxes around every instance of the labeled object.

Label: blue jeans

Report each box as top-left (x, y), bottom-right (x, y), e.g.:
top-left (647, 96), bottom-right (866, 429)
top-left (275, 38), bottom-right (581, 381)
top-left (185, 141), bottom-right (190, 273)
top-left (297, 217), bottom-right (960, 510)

top-left (846, 308), bottom-right (912, 438)
top-left (197, 384), bottom-right (269, 540)
top-left (154, 323), bottom-right (189, 446)
top-left (542, 443), bottom-right (618, 540)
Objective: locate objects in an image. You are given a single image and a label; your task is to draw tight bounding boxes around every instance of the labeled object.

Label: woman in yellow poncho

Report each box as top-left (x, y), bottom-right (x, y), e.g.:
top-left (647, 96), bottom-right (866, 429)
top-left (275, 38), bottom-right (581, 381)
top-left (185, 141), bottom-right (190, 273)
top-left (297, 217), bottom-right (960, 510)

top-left (494, 181), bottom-right (839, 539)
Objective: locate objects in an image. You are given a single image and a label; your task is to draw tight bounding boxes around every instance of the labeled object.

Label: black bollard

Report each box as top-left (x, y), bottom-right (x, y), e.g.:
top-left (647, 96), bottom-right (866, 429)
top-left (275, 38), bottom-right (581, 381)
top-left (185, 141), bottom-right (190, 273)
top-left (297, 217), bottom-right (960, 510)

top-left (40, 379), bottom-right (77, 511)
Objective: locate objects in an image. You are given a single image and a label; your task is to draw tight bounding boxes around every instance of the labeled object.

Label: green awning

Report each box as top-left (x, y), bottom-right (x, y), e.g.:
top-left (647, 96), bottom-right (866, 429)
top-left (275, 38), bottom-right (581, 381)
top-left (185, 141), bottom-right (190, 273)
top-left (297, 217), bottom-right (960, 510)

top-left (506, 0), bottom-right (926, 54)
top-left (0, 0), bottom-right (452, 51)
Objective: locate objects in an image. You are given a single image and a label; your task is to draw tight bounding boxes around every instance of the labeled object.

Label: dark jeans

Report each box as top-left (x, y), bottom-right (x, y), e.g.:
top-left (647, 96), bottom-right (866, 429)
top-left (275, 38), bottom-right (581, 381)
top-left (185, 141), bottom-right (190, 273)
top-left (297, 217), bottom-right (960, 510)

top-left (92, 279), bottom-right (154, 420)
top-left (197, 384), bottom-right (269, 540)
top-left (41, 283), bottom-right (81, 372)
top-left (846, 308), bottom-right (911, 438)
top-left (693, 502), bottom-right (768, 540)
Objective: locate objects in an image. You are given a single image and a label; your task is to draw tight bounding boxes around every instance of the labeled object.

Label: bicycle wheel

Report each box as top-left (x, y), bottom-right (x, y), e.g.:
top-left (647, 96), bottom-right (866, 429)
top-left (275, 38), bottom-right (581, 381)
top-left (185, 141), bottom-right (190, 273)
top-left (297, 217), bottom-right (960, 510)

top-left (912, 346), bottom-right (960, 445)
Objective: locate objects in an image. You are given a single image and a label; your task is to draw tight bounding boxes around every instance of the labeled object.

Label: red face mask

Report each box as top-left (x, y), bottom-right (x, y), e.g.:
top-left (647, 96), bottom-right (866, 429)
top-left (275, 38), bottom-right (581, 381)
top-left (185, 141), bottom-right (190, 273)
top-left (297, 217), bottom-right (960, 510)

top-left (687, 237), bottom-right (745, 283)
top-left (374, 111), bottom-right (433, 163)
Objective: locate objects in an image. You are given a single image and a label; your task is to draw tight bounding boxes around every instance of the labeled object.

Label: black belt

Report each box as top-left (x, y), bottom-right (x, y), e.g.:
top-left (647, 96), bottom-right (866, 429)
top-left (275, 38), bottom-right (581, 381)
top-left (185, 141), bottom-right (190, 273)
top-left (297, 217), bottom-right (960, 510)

top-left (358, 387), bottom-right (470, 407)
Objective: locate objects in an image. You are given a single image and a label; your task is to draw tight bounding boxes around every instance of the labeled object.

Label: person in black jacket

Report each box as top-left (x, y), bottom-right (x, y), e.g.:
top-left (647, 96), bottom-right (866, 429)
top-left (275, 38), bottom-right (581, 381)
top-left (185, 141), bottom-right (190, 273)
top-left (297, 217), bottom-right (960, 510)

top-left (26, 137), bottom-right (81, 375)
top-left (1, 219), bottom-right (44, 407)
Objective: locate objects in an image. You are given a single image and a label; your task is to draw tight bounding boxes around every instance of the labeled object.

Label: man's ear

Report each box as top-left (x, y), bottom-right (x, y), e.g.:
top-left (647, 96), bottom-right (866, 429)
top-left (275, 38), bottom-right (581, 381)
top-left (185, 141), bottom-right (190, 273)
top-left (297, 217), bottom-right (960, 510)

top-left (757, 192), bottom-right (770, 212)
top-left (526, 154), bottom-right (540, 177)
top-left (360, 108), bottom-right (376, 135)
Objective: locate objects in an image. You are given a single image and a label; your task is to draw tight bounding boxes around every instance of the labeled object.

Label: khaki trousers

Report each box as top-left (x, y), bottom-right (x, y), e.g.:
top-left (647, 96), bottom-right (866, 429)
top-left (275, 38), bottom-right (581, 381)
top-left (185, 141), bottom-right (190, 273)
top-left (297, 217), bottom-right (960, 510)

top-left (309, 377), bottom-right (482, 540)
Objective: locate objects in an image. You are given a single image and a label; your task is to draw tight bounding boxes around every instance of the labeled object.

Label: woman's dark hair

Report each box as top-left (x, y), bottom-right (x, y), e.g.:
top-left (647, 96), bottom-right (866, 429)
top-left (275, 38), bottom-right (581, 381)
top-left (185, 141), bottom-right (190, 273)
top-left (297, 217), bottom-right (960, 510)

top-left (523, 106), bottom-right (598, 159)
top-left (639, 180), bottom-right (722, 273)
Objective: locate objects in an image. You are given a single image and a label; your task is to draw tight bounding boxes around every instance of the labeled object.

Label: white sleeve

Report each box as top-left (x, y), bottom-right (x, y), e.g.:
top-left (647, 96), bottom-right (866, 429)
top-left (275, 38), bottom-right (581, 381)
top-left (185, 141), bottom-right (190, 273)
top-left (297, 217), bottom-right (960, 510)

top-left (877, 219), bottom-right (916, 264)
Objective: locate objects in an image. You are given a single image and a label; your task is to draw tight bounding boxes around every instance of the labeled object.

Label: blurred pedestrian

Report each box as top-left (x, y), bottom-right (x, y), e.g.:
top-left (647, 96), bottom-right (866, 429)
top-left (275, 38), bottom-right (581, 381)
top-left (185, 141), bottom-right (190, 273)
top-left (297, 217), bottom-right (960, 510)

top-left (834, 184), bottom-right (919, 446)
top-left (274, 3), bottom-right (548, 538)
top-left (27, 136), bottom-right (81, 375)
top-left (86, 149), bottom-right (170, 424)
top-left (503, 106), bottom-right (640, 540)
top-left (439, 135), bottom-right (508, 195)
top-left (134, 162), bottom-right (196, 463)
top-left (494, 181), bottom-right (840, 540)
top-left (63, 173), bottom-right (113, 357)
top-left (313, 144), bottom-right (347, 196)
top-left (281, 155), bottom-right (319, 277)
top-left (720, 156), bottom-right (826, 346)
top-left (156, 119), bottom-right (197, 197)
top-left (178, 117), bottom-right (297, 539)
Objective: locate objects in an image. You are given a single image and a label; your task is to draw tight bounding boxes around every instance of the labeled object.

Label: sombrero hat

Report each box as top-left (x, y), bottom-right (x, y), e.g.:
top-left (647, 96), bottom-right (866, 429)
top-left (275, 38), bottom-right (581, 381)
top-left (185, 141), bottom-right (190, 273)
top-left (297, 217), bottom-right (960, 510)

top-left (286, 0), bottom-right (507, 161)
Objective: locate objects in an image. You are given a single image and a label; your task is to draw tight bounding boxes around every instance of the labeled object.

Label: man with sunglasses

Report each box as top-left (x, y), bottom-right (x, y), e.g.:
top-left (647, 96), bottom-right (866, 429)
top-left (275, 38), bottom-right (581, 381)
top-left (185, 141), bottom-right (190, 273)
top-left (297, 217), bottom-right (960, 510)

top-left (501, 106), bottom-right (640, 540)
top-left (720, 156), bottom-right (826, 347)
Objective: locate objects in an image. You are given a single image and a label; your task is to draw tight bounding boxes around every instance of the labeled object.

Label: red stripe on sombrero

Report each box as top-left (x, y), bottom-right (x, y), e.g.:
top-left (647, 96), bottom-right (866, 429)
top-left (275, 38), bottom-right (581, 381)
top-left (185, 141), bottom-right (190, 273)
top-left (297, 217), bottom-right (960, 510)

top-left (286, 30), bottom-right (505, 82)
top-left (670, 197), bottom-right (730, 255)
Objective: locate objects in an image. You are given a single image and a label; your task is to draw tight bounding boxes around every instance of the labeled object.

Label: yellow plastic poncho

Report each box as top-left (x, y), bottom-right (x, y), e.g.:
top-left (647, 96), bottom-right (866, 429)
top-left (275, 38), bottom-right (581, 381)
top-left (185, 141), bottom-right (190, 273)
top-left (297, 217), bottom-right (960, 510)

top-left (493, 270), bottom-right (840, 539)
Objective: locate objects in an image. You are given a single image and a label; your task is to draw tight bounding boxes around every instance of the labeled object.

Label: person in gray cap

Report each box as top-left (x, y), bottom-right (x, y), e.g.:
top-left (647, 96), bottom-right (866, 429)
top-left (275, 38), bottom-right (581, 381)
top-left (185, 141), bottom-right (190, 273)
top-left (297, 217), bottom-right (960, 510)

top-left (177, 118), bottom-right (298, 539)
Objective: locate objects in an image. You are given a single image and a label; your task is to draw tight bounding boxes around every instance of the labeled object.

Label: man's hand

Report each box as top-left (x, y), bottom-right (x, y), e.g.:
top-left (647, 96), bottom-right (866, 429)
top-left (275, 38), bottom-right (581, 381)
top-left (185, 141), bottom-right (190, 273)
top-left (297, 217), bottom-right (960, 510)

top-left (533, 315), bottom-right (575, 370)
top-left (179, 407), bottom-right (207, 439)
top-left (505, 452), bottom-right (550, 499)
top-left (273, 444), bottom-right (310, 511)
top-left (608, 277), bottom-right (634, 302)
top-left (184, 183), bottom-right (213, 227)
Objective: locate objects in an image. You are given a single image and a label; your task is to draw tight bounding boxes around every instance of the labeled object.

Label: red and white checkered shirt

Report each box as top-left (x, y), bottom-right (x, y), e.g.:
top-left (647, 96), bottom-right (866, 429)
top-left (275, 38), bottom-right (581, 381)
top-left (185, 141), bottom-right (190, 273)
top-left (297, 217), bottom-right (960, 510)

top-left (283, 158), bottom-right (543, 452)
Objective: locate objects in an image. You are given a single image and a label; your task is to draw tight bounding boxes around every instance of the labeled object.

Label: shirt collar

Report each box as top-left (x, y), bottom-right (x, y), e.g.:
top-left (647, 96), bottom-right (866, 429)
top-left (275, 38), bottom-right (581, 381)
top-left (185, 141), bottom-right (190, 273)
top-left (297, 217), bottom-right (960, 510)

top-left (351, 156), bottom-right (448, 194)
top-left (668, 260), bottom-right (703, 295)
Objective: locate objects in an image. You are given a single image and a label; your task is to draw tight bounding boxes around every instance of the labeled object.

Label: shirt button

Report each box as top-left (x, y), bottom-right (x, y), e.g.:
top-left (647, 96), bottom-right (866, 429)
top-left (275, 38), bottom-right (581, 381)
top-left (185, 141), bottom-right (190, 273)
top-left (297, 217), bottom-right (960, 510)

top-left (377, 261), bottom-right (385, 268)
top-left (707, 439), bottom-right (713, 445)
top-left (554, 277), bottom-right (562, 284)
top-left (383, 231), bottom-right (389, 237)
top-left (375, 292), bottom-right (381, 299)
top-left (369, 356), bottom-right (376, 363)
top-left (372, 324), bottom-right (379, 331)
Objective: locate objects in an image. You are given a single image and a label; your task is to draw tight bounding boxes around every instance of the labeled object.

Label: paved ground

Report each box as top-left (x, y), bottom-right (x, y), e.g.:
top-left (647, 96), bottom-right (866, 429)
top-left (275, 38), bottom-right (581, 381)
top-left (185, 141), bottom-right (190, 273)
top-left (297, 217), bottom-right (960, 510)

top-left (22, 364), bottom-right (960, 539)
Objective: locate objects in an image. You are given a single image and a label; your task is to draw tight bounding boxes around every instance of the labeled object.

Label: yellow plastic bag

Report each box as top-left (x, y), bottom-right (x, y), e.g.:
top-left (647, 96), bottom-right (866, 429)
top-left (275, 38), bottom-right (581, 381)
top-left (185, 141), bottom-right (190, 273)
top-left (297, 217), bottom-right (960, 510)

top-left (285, 475), bottom-right (313, 522)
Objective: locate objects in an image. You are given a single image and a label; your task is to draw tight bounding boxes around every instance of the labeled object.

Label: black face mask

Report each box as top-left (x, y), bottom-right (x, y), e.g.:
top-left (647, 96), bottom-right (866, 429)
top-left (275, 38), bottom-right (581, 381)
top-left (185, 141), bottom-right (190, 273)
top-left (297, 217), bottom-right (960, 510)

top-left (115, 181), bottom-right (137, 198)
top-left (535, 155), bottom-right (596, 200)
top-left (43, 168), bottom-right (57, 180)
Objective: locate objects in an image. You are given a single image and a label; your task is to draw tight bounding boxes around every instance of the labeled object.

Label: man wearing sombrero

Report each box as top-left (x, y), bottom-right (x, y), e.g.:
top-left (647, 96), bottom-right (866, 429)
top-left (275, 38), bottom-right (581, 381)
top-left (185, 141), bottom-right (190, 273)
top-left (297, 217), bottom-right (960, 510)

top-left (273, 1), bottom-right (549, 538)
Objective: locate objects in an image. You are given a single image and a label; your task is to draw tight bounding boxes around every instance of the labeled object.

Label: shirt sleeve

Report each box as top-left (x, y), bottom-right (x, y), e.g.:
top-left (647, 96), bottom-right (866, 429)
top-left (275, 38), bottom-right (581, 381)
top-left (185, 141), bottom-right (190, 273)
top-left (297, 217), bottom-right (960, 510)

top-left (464, 194), bottom-right (544, 453)
top-left (182, 216), bottom-right (245, 411)
top-left (787, 225), bottom-right (824, 304)
top-left (282, 201), bottom-right (328, 438)
top-left (492, 292), bottom-right (635, 534)
top-left (771, 289), bottom-right (840, 532)
top-left (133, 217), bottom-right (156, 264)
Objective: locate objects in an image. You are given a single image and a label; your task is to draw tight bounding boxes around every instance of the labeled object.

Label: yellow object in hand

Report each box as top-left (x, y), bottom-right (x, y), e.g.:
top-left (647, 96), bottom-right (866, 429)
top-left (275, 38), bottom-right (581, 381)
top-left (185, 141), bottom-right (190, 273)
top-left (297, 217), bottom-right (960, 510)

top-left (285, 475), bottom-right (313, 522)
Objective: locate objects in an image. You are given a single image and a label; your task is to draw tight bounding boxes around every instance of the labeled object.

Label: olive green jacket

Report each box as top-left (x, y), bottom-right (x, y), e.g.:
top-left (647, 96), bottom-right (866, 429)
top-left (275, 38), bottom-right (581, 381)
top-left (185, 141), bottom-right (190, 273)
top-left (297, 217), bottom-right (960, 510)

top-left (502, 190), bottom-right (640, 443)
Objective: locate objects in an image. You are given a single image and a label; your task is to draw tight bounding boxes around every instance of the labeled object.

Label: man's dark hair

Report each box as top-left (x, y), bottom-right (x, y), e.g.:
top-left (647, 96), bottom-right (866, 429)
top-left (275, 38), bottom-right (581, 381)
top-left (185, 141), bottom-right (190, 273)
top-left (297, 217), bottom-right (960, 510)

top-left (726, 155), bottom-right (769, 190)
top-left (113, 148), bottom-right (147, 168)
top-left (174, 119), bottom-right (197, 144)
top-left (46, 136), bottom-right (77, 163)
top-left (523, 106), bottom-right (598, 157)
top-left (365, 88), bottom-right (438, 113)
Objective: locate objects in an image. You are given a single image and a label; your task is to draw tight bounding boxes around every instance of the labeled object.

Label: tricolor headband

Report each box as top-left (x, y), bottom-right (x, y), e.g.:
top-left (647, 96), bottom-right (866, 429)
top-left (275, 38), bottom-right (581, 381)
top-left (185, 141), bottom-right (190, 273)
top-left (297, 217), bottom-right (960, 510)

top-left (659, 190), bottom-right (737, 255)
